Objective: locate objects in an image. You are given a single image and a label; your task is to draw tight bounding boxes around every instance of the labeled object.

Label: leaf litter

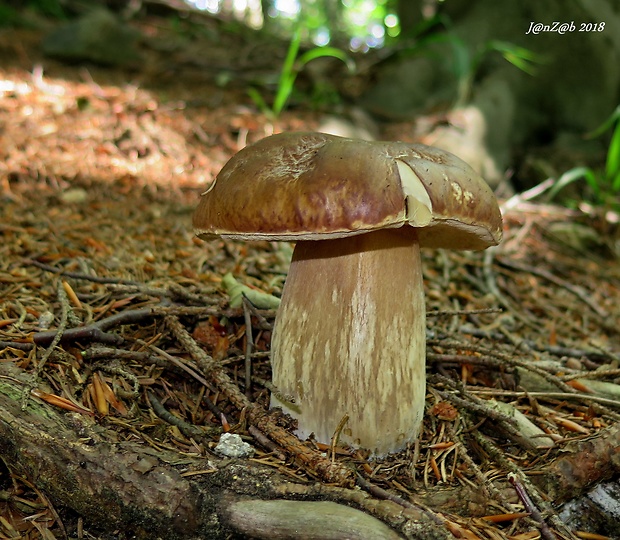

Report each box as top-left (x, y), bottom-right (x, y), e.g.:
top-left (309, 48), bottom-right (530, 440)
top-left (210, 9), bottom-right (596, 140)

top-left (0, 24), bottom-right (619, 540)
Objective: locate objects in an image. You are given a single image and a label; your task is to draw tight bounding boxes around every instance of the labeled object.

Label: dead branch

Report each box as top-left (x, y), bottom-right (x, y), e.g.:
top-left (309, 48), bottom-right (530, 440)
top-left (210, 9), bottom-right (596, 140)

top-left (532, 423), bottom-right (620, 502)
top-left (497, 258), bottom-right (609, 319)
top-left (25, 259), bottom-right (142, 286)
top-left (31, 305), bottom-right (220, 347)
top-left (0, 362), bottom-right (450, 539)
top-left (163, 314), bottom-right (356, 487)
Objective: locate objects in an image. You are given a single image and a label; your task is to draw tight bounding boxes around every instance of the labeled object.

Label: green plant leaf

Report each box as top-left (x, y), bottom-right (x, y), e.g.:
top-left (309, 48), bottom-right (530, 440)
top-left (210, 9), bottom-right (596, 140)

top-left (221, 273), bottom-right (281, 310)
top-left (297, 47), bottom-right (356, 73)
top-left (272, 28), bottom-right (303, 116)
top-left (547, 166), bottom-right (600, 201)
top-left (605, 118), bottom-right (620, 181)
top-left (486, 40), bottom-right (546, 75)
top-left (585, 104), bottom-right (620, 139)
top-left (580, 168), bottom-right (603, 197)
top-left (246, 87), bottom-right (272, 118)
top-left (612, 170), bottom-right (620, 192)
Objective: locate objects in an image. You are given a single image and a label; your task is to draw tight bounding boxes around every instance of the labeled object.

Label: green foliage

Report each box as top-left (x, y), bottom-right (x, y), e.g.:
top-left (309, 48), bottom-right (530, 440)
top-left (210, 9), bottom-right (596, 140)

top-left (0, 0), bottom-right (65, 26)
top-left (0, 3), bottom-right (19, 26)
top-left (248, 28), bottom-right (355, 119)
top-left (459, 39), bottom-right (545, 104)
top-left (419, 31), bottom-right (544, 105)
top-left (29, 0), bottom-right (65, 18)
top-left (548, 105), bottom-right (620, 210)
top-left (390, 15), bottom-right (544, 107)
top-left (486, 40), bottom-right (544, 75)
top-left (264, 0), bottom-right (397, 50)
top-left (221, 273), bottom-right (281, 309)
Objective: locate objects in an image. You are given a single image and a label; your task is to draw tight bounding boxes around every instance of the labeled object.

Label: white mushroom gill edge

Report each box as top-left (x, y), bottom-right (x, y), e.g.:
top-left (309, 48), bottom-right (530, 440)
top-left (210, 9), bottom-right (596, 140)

top-left (396, 160), bottom-right (432, 227)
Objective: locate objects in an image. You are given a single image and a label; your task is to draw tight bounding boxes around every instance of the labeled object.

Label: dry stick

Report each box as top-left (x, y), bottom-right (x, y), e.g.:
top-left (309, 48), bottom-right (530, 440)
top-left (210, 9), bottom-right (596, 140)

top-left (432, 387), bottom-right (542, 453)
top-left (83, 346), bottom-right (159, 365)
top-left (431, 374), bottom-right (520, 427)
top-left (472, 430), bottom-right (578, 540)
top-left (427, 308), bottom-right (503, 317)
top-left (0, 341), bottom-right (34, 352)
top-left (83, 345), bottom-right (186, 376)
top-left (469, 389), bottom-right (620, 409)
top-left (507, 474), bottom-right (558, 540)
top-left (164, 314), bottom-right (355, 486)
top-left (168, 282), bottom-right (220, 306)
top-left (447, 425), bottom-right (517, 514)
top-left (433, 388), bottom-right (514, 426)
top-left (26, 259), bottom-right (142, 286)
top-left (22, 280), bottom-right (70, 410)
top-left (354, 474), bottom-right (445, 527)
top-left (224, 351), bottom-right (272, 365)
top-left (498, 352), bottom-right (620, 421)
top-left (456, 325), bottom-right (613, 361)
top-left (561, 367), bottom-right (620, 381)
top-left (497, 258), bottom-right (609, 319)
top-left (586, 341), bottom-right (620, 363)
top-left (435, 340), bottom-right (578, 394)
top-left (432, 343), bottom-right (620, 422)
top-left (147, 390), bottom-right (215, 440)
top-left (32, 305), bottom-right (221, 347)
top-left (482, 247), bottom-right (533, 327)
top-left (108, 282), bottom-right (220, 306)
top-left (330, 414), bottom-right (349, 464)
top-left (247, 425), bottom-right (287, 461)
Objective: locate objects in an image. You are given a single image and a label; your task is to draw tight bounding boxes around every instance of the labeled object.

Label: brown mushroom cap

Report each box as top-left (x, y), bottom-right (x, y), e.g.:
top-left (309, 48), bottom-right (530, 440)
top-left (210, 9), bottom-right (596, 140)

top-left (193, 132), bottom-right (503, 250)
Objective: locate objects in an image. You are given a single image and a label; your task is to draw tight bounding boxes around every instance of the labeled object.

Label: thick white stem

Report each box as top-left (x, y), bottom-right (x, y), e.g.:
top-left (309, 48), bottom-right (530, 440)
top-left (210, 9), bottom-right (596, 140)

top-left (270, 228), bottom-right (426, 456)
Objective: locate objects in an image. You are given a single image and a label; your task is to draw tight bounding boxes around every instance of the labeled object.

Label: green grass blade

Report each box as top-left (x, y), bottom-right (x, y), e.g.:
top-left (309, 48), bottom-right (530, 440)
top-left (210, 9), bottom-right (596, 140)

top-left (297, 47), bottom-right (356, 73)
top-left (486, 40), bottom-right (546, 75)
top-left (612, 170), bottom-right (620, 192)
top-left (605, 120), bottom-right (620, 181)
top-left (247, 87), bottom-right (271, 117)
top-left (272, 28), bottom-right (302, 116)
top-left (585, 104), bottom-right (620, 139)
top-left (581, 168), bottom-right (603, 198)
top-left (547, 167), bottom-right (596, 200)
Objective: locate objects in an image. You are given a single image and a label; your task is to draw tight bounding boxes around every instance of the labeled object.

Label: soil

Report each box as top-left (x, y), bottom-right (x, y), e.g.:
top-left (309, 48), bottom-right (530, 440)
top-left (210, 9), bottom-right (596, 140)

top-left (1, 10), bottom-right (619, 540)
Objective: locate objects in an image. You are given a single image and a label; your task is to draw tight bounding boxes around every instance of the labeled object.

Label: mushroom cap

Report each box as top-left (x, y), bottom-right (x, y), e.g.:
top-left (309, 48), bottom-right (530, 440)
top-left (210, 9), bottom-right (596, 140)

top-left (193, 132), bottom-right (502, 250)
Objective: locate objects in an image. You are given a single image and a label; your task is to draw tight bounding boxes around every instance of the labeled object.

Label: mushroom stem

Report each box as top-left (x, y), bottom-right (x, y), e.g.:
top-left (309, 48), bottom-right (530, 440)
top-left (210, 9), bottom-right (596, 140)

top-left (270, 228), bottom-right (426, 456)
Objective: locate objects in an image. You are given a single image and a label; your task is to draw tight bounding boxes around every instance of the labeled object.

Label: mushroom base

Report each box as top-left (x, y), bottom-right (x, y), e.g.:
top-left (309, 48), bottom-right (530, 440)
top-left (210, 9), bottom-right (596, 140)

top-left (270, 228), bottom-right (426, 456)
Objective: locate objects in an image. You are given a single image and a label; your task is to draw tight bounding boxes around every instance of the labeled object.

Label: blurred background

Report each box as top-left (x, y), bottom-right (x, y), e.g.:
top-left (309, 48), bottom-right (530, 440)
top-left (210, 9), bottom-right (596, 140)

top-left (0, 0), bottom-right (618, 210)
top-left (0, 0), bottom-right (618, 280)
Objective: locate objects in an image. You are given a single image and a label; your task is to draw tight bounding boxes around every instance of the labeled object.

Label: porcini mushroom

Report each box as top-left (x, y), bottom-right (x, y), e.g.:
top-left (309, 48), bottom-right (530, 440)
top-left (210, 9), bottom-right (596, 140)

top-left (193, 132), bottom-right (502, 456)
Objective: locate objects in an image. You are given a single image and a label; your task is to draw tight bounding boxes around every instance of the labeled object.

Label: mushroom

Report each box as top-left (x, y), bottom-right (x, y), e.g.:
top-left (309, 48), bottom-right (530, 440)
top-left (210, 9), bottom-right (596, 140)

top-left (193, 132), bottom-right (502, 456)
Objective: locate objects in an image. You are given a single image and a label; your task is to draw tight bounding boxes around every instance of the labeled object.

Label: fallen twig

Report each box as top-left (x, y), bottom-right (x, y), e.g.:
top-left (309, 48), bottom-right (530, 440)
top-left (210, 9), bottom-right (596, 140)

top-left (32, 305), bottom-right (220, 347)
top-left (22, 281), bottom-right (70, 410)
top-left (163, 314), bottom-right (356, 486)
top-left (147, 390), bottom-right (218, 440)
top-left (497, 258), bottom-right (609, 319)
top-left (472, 429), bottom-right (578, 540)
top-left (508, 473), bottom-right (557, 540)
top-left (25, 259), bottom-right (142, 286)
top-left (355, 473), bottom-right (445, 526)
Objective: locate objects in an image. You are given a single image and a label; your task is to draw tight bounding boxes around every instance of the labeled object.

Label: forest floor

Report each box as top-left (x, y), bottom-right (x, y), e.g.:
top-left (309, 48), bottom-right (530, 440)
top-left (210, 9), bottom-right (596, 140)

top-left (1, 12), bottom-right (620, 540)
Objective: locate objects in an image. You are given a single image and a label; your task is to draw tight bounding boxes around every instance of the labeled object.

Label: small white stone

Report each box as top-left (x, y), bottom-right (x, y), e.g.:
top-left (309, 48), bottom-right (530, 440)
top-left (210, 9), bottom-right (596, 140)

top-left (215, 433), bottom-right (254, 458)
top-left (38, 311), bottom-right (55, 329)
